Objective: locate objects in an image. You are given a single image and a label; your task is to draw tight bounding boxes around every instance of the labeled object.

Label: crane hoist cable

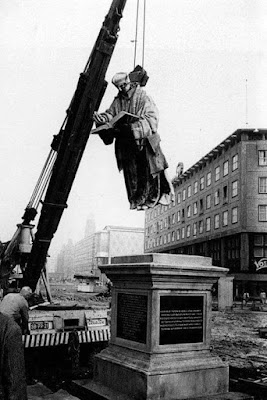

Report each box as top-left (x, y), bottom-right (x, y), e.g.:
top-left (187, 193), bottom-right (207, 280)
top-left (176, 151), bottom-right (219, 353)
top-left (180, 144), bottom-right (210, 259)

top-left (27, 148), bottom-right (57, 211)
top-left (133, 0), bottom-right (146, 69)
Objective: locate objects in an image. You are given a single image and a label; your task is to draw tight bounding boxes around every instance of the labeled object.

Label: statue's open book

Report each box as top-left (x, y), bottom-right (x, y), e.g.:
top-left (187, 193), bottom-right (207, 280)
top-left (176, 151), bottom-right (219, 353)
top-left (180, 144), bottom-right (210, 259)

top-left (91, 111), bottom-right (139, 134)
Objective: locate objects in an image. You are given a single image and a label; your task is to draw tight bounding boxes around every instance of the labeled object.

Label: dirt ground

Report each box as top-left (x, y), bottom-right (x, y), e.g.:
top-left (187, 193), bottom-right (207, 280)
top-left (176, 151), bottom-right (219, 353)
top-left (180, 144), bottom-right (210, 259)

top-left (211, 308), bottom-right (267, 371)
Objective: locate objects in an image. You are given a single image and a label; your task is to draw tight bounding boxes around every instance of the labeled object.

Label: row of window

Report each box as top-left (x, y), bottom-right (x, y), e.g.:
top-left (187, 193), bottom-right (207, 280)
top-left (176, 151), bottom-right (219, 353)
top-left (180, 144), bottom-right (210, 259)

top-left (145, 154), bottom-right (239, 223)
top-left (145, 207), bottom-right (239, 249)
top-left (176, 154), bottom-right (238, 204)
top-left (146, 175), bottom-right (267, 226)
top-left (146, 183), bottom-right (238, 235)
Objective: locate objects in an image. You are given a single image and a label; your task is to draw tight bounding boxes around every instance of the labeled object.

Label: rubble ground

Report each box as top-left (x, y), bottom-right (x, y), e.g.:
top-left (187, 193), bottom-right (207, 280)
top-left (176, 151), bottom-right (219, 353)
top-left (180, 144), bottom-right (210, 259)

top-left (211, 307), bottom-right (267, 372)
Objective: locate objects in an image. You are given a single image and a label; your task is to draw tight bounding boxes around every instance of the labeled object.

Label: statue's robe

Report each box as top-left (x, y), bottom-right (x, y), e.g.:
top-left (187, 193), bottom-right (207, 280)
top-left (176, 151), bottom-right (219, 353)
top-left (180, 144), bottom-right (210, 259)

top-left (99, 84), bottom-right (171, 209)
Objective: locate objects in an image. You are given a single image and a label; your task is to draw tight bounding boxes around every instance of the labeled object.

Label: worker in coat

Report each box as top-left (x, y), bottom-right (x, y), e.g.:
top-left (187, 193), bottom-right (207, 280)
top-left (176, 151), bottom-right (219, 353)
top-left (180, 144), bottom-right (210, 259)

top-left (0, 312), bottom-right (28, 400)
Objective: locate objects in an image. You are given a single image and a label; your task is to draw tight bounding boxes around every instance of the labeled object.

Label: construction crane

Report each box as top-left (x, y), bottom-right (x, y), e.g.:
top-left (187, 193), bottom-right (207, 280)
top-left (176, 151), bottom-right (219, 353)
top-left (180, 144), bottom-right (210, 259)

top-left (0, 0), bottom-right (127, 295)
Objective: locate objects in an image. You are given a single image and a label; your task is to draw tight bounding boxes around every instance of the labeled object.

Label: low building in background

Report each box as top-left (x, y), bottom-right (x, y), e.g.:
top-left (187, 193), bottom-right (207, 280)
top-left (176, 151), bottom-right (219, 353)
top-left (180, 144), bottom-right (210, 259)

top-left (144, 128), bottom-right (267, 298)
top-left (55, 225), bottom-right (145, 289)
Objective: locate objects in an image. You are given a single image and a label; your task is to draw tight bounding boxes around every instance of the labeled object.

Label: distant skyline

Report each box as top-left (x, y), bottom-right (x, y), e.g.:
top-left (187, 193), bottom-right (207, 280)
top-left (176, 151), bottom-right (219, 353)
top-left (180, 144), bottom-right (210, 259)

top-left (1, 0), bottom-right (267, 268)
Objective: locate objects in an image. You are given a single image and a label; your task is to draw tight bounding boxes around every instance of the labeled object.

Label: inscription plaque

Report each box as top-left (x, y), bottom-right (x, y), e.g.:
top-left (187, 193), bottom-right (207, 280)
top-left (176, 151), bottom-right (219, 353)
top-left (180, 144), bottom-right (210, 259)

top-left (117, 293), bottom-right (147, 344)
top-left (160, 295), bottom-right (203, 345)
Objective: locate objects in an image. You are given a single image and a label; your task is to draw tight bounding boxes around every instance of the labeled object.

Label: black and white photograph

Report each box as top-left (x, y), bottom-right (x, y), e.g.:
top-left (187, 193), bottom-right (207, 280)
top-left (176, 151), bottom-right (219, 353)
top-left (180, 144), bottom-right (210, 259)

top-left (0, 1), bottom-right (267, 399)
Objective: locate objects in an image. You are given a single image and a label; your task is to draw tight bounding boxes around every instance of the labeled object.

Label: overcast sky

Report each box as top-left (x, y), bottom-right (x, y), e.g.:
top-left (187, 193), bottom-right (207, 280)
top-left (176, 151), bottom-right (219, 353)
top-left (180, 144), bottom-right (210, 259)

top-left (1, 0), bottom-right (267, 267)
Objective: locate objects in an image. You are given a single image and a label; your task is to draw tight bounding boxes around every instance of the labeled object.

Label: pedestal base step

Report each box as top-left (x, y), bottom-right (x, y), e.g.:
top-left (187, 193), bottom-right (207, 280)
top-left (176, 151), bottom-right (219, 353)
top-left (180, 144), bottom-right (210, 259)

top-left (68, 379), bottom-right (254, 400)
top-left (193, 393), bottom-right (253, 399)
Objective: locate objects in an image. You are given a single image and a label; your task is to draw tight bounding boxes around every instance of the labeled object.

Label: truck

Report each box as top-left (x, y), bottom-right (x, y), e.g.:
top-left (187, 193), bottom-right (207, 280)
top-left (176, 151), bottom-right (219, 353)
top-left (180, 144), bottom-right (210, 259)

top-left (0, 0), bottom-right (128, 348)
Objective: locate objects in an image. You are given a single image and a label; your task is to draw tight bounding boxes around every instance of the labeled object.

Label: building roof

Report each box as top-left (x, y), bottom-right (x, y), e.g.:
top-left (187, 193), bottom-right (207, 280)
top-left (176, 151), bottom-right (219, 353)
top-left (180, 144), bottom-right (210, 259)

top-left (172, 128), bottom-right (267, 186)
top-left (102, 225), bottom-right (144, 232)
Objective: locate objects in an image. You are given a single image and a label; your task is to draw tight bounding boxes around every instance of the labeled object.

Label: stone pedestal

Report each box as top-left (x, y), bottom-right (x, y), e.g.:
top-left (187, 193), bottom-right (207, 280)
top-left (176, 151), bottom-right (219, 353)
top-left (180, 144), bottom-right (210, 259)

top-left (218, 276), bottom-right (234, 311)
top-left (92, 254), bottom-right (230, 400)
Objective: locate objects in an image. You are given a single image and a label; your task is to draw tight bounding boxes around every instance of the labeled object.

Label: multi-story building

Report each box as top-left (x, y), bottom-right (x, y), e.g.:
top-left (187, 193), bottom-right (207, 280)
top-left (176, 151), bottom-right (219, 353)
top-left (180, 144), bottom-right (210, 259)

top-left (74, 234), bottom-right (96, 274)
top-left (144, 128), bottom-right (267, 297)
top-left (74, 225), bottom-right (145, 281)
top-left (95, 225), bottom-right (145, 265)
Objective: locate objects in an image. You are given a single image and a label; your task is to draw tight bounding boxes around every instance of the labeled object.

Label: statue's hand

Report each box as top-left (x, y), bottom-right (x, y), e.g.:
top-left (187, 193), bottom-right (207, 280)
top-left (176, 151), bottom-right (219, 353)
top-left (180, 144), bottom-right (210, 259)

top-left (93, 112), bottom-right (106, 124)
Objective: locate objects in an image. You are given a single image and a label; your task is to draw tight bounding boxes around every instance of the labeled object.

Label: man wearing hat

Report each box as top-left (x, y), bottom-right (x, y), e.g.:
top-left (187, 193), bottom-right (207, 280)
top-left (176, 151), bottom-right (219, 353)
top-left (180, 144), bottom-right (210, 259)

top-left (93, 72), bottom-right (174, 210)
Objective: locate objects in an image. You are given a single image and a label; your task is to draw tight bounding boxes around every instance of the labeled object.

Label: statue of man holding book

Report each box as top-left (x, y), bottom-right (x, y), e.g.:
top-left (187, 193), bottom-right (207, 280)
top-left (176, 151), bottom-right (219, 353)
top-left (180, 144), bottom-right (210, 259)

top-left (93, 72), bottom-right (174, 210)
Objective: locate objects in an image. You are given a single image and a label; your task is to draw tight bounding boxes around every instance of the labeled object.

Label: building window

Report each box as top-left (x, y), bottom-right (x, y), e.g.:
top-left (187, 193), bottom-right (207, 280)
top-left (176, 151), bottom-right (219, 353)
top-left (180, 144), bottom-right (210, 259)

top-left (232, 154), bottom-right (238, 171)
top-left (214, 189), bottom-right (220, 205)
top-left (167, 233), bottom-right (171, 243)
top-left (253, 234), bottom-right (267, 257)
top-left (199, 220), bottom-right (204, 234)
top-left (223, 210), bottom-right (228, 226)
top-left (171, 231), bottom-right (175, 242)
top-left (232, 180), bottom-right (238, 197)
top-left (206, 217), bottom-right (211, 232)
top-left (186, 225), bottom-right (191, 238)
top-left (193, 222), bottom-right (197, 236)
top-left (214, 214), bottom-right (220, 229)
top-left (215, 166), bottom-right (220, 181)
top-left (182, 189), bottom-right (186, 201)
top-left (232, 207), bottom-right (238, 224)
top-left (187, 185), bottom-right (192, 198)
top-left (223, 160), bottom-right (229, 177)
top-left (207, 172), bottom-right (211, 186)
top-left (206, 194), bottom-right (211, 209)
top-left (226, 236), bottom-right (240, 264)
top-left (164, 235), bottom-right (167, 244)
top-left (194, 181), bottom-right (198, 194)
top-left (177, 210), bottom-right (181, 222)
top-left (187, 205), bottom-right (191, 218)
top-left (200, 176), bottom-right (204, 190)
top-left (193, 202), bottom-right (198, 215)
top-left (164, 217), bottom-right (167, 229)
top-left (160, 236), bottom-right (163, 245)
top-left (177, 229), bottom-right (180, 240)
top-left (223, 185), bottom-right (228, 203)
top-left (182, 209), bottom-right (185, 219)
top-left (210, 239), bottom-right (221, 265)
top-left (259, 150), bottom-right (267, 166)
top-left (172, 213), bottom-right (176, 224)
top-left (200, 198), bottom-right (204, 213)
top-left (177, 192), bottom-right (181, 204)
top-left (259, 177), bottom-right (267, 193)
top-left (181, 227), bottom-right (185, 239)
top-left (259, 205), bottom-right (267, 221)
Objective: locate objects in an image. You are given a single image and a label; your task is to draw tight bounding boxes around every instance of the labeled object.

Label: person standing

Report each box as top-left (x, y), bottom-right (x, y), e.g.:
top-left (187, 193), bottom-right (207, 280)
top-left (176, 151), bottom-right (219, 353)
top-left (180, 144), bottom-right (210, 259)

top-left (93, 72), bottom-right (174, 210)
top-left (0, 312), bottom-right (28, 399)
top-left (0, 286), bottom-right (32, 334)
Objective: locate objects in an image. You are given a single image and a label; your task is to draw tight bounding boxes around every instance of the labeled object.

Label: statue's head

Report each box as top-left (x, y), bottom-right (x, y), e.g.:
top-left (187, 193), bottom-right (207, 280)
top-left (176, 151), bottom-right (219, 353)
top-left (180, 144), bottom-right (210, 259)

top-left (112, 72), bottom-right (131, 94)
top-left (176, 162), bottom-right (184, 177)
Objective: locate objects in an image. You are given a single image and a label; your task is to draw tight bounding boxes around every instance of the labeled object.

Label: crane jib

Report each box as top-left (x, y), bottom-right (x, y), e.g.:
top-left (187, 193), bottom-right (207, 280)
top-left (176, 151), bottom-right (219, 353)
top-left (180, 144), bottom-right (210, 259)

top-left (22, 0), bottom-right (128, 290)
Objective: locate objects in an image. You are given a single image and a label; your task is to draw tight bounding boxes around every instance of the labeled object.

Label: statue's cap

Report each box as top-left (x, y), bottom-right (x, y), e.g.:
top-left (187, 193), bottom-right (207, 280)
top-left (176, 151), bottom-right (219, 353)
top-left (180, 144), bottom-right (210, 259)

top-left (112, 72), bottom-right (129, 88)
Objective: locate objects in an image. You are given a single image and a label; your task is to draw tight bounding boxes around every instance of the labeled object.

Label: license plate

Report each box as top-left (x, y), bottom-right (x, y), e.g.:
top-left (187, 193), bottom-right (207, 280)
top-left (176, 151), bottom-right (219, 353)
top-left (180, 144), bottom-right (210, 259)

top-left (30, 321), bottom-right (50, 330)
top-left (86, 318), bottom-right (106, 327)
